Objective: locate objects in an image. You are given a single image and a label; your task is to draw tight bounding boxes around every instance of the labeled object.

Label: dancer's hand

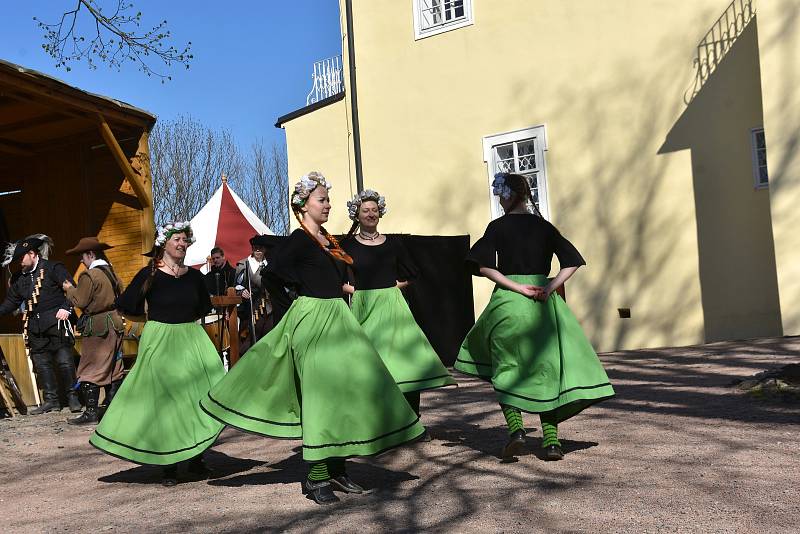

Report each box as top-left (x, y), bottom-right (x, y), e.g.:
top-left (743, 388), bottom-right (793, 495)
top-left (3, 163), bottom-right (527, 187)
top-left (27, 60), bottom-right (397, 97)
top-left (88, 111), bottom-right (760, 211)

top-left (61, 280), bottom-right (73, 291)
top-left (342, 283), bottom-right (355, 295)
top-left (55, 309), bottom-right (71, 321)
top-left (241, 289), bottom-right (251, 300)
top-left (517, 284), bottom-right (544, 299)
top-left (534, 285), bottom-right (554, 302)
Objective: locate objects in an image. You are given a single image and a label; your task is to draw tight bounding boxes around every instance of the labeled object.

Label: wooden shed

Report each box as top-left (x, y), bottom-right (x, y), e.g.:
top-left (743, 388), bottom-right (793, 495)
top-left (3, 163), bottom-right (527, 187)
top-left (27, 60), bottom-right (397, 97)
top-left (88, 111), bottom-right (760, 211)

top-left (0, 59), bottom-right (156, 406)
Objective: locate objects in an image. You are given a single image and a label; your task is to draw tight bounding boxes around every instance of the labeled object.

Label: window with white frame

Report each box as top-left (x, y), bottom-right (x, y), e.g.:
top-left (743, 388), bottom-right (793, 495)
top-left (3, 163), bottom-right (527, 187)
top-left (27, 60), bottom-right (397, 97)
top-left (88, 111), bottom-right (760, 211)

top-left (751, 127), bottom-right (769, 189)
top-left (413, 0), bottom-right (473, 40)
top-left (482, 125), bottom-right (550, 220)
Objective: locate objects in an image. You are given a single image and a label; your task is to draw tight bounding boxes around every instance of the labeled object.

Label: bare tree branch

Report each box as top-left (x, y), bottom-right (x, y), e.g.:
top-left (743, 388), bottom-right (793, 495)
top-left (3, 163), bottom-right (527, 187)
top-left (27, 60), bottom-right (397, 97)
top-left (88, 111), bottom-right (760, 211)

top-left (150, 115), bottom-right (241, 223)
top-left (149, 117), bottom-right (290, 236)
top-left (34, 0), bottom-right (192, 82)
top-left (242, 140), bottom-right (290, 236)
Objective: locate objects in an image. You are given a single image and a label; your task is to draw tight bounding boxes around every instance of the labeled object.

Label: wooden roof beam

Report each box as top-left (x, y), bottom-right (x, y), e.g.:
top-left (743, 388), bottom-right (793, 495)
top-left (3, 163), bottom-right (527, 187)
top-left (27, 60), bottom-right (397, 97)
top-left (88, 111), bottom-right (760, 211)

top-left (0, 113), bottom-right (71, 135)
top-left (0, 71), bottom-right (153, 128)
top-left (97, 114), bottom-right (151, 208)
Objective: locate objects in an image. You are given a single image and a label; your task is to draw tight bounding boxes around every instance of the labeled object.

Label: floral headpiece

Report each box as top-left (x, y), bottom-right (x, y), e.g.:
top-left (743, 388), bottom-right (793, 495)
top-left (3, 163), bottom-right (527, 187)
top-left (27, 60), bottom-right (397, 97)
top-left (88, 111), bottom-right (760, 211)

top-left (347, 189), bottom-right (388, 222)
top-left (155, 221), bottom-right (195, 247)
top-left (492, 173), bottom-right (513, 200)
top-left (291, 171), bottom-right (331, 208)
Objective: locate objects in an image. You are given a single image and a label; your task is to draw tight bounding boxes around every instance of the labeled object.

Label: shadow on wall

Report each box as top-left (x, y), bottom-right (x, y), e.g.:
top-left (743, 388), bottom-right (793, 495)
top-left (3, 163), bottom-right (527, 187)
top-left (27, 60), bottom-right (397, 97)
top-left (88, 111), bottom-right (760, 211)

top-left (659, 15), bottom-right (783, 342)
top-left (496, 52), bottom-right (702, 351)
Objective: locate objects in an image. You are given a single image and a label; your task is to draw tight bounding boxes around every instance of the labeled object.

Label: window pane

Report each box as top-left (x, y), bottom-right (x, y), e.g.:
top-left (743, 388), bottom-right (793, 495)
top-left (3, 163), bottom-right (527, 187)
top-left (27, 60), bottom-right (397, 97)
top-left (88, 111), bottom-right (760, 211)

top-left (494, 143), bottom-right (515, 173)
top-left (759, 166), bottom-right (769, 184)
top-left (420, 0), bottom-right (442, 28)
top-left (755, 130), bottom-right (766, 149)
top-left (757, 149), bottom-right (767, 167)
top-left (516, 139), bottom-right (537, 172)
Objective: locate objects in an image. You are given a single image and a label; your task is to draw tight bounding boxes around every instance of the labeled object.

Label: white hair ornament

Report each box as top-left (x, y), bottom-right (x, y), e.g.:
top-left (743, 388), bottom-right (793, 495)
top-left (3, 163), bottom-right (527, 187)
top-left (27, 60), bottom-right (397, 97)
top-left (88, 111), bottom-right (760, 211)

top-left (347, 189), bottom-right (387, 222)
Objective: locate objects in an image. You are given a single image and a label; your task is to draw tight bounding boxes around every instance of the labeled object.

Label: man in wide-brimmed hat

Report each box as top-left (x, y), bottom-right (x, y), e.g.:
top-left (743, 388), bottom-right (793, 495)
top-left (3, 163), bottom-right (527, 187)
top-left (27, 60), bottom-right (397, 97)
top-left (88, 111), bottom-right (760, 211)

top-left (0, 235), bottom-right (81, 414)
top-left (235, 234), bottom-right (280, 354)
top-left (62, 237), bottom-right (125, 425)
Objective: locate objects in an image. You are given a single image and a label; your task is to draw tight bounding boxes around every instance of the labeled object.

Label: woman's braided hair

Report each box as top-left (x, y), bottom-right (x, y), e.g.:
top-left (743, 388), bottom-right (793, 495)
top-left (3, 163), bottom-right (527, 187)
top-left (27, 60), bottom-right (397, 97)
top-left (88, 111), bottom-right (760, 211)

top-left (503, 173), bottom-right (543, 217)
top-left (290, 172), bottom-right (353, 264)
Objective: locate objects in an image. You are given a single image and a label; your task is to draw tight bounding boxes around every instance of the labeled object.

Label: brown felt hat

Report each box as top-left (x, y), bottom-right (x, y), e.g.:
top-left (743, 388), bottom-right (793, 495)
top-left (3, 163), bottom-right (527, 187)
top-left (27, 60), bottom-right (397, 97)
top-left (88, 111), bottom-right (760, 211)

top-left (65, 237), bottom-right (112, 255)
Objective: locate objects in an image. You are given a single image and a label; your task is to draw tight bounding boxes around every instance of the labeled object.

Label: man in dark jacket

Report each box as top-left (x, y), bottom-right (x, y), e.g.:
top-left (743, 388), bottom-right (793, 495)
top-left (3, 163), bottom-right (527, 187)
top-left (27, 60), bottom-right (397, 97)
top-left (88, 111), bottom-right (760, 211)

top-left (204, 246), bottom-right (236, 298)
top-left (0, 236), bottom-right (81, 414)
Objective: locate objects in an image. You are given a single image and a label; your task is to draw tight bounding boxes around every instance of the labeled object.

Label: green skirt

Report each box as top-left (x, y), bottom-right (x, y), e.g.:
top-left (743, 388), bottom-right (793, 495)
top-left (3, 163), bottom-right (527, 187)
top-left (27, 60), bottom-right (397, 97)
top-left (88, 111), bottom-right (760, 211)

top-left (351, 287), bottom-right (456, 393)
top-left (200, 297), bottom-right (425, 462)
top-left (456, 275), bottom-right (614, 424)
top-left (90, 321), bottom-right (225, 465)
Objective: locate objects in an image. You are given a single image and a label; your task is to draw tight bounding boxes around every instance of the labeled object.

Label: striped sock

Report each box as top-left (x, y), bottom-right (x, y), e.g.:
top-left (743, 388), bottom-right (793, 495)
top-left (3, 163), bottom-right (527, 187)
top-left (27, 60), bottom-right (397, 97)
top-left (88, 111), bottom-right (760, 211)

top-left (308, 461), bottom-right (330, 481)
top-left (501, 404), bottom-right (525, 435)
top-left (540, 418), bottom-right (560, 448)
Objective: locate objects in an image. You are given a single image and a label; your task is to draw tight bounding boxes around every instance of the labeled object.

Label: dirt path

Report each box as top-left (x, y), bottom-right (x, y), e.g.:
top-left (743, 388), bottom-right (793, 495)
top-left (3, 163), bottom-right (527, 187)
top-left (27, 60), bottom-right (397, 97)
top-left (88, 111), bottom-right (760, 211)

top-left (1, 337), bottom-right (798, 533)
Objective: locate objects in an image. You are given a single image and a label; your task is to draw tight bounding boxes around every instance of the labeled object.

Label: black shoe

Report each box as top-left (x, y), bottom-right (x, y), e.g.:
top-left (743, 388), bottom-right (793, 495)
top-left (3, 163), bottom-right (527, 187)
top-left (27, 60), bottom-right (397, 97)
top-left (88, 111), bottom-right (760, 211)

top-left (30, 400), bottom-right (61, 415)
top-left (329, 475), bottom-right (364, 494)
top-left (161, 466), bottom-right (178, 487)
top-left (304, 480), bottom-right (340, 505)
top-left (501, 430), bottom-right (526, 459)
top-left (543, 445), bottom-right (564, 461)
top-left (67, 409), bottom-right (99, 425)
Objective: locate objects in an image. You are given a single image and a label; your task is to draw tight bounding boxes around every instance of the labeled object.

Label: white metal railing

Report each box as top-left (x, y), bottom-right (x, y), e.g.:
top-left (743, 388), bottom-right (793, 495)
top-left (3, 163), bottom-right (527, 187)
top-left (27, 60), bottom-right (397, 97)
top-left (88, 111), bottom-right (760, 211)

top-left (306, 56), bottom-right (344, 105)
top-left (685, 0), bottom-right (755, 104)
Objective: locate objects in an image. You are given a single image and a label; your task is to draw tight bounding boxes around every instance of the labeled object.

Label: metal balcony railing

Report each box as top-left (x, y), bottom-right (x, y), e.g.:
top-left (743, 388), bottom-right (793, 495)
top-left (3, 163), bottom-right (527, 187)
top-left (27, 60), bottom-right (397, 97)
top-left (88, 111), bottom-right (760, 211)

top-left (685, 0), bottom-right (755, 104)
top-left (306, 55), bottom-right (344, 106)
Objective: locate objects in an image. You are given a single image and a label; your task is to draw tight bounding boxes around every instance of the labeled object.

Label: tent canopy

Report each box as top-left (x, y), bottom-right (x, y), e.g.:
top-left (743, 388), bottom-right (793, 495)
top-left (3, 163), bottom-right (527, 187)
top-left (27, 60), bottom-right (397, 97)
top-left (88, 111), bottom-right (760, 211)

top-left (185, 178), bottom-right (273, 268)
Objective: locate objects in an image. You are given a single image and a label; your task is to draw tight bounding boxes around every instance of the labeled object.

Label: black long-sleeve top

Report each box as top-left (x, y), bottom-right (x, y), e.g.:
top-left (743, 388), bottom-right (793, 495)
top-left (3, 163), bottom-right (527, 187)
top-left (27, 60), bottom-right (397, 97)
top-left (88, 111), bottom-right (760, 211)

top-left (467, 214), bottom-right (586, 276)
top-left (116, 267), bottom-right (212, 324)
top-left (341, 236), bottom-right (419, 290)
top-left (0, 260), bottom-right (74, 330)
top-left (204, 263), bottom-right (236, 296)
top-left (263, 229), bottom-right (347, 299)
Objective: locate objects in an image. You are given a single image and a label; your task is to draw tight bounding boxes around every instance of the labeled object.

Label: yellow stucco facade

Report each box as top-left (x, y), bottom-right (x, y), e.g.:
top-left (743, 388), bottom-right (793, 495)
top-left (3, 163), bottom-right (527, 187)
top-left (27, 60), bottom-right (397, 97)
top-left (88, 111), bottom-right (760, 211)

top-left (280, 0), bottom-right (791, 352)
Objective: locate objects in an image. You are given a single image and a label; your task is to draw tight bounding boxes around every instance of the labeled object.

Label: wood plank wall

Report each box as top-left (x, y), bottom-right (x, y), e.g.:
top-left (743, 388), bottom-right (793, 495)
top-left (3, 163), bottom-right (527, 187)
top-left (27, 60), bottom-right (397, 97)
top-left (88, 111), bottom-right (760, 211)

top-left (0, 133), bottom-right (151, 333)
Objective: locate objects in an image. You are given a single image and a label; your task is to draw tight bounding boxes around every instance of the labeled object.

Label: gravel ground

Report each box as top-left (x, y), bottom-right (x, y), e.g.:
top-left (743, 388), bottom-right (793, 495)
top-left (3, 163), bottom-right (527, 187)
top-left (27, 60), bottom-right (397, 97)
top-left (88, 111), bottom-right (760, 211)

top-left (1, 336), bottom-right (798, 533)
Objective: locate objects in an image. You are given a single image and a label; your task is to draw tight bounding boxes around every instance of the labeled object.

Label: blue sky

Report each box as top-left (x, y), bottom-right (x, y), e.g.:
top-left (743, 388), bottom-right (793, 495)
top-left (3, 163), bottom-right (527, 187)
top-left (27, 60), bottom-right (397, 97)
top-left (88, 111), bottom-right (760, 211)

top-left (0, 0), bottom-right (343, 148)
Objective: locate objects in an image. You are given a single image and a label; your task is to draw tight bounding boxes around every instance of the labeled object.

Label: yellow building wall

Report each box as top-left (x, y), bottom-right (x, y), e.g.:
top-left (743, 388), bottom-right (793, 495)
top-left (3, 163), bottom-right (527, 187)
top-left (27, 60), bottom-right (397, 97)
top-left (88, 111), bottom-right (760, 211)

top-left (284, 98), bottom-right (356, 232)
top-left (284, 0), bottom-right (782, 351)
top-left (756, 0), bottom-right (800, 337)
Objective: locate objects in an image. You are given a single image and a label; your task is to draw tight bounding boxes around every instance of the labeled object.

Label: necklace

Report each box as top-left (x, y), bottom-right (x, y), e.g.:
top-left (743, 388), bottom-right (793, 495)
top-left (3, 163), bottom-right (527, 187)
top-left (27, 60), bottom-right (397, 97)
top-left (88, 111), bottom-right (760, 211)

top-left (163, 260), bottom-right (184, 278)
top-left (359, 230), bottom-right (380, 241)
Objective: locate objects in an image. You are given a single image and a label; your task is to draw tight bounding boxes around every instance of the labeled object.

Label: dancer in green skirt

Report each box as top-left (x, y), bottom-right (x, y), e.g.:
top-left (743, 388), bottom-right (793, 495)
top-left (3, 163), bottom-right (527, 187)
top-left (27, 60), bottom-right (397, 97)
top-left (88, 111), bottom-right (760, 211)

top-left (456, 173), bottom-right (615, 461)
top-left (341, 190), bottom-right (455, 435)
top-left (200, 172), bottom-right (425, 505)
top-left (90, 221), bottom-right (225, 486)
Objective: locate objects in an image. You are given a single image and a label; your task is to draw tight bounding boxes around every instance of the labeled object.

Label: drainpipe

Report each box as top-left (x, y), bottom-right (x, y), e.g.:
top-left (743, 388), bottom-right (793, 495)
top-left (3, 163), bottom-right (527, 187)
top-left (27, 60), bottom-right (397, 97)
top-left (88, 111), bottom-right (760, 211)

top-left (344, 0), bottom-right (364, 192)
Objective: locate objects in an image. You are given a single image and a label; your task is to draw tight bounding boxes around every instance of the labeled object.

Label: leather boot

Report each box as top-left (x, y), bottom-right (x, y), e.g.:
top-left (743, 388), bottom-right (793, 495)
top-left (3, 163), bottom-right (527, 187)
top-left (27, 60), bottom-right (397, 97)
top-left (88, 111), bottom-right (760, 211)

top-left (68, 383), bottom-right (100, 425)
top-left (55, 347), bottom-right (82, 412)
top-left (29, 352), bottom-right (61, 415)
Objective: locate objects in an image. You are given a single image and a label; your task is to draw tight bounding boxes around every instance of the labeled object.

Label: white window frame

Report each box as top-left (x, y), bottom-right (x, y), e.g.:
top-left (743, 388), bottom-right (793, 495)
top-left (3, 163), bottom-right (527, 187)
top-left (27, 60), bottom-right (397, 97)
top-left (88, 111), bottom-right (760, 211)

top-left (750, 127), bottom-right (769, 189)
top-left (412, 0), bottom-right (474, 40)
top-left (482, 125), bottom-right (551, 221)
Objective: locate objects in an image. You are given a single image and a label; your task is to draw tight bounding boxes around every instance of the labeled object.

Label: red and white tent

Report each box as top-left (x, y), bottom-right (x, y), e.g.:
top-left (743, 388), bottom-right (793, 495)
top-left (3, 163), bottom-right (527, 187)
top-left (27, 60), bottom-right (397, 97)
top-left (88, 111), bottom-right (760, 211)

top-left (185, 177), bottom-right (273, 268)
